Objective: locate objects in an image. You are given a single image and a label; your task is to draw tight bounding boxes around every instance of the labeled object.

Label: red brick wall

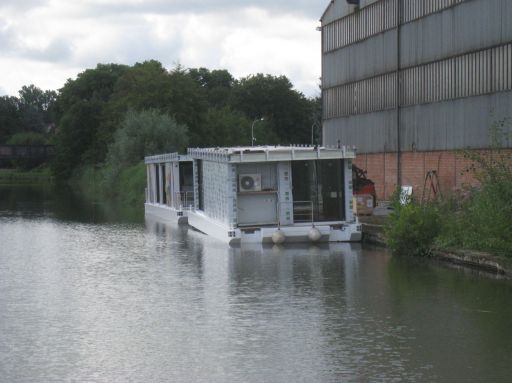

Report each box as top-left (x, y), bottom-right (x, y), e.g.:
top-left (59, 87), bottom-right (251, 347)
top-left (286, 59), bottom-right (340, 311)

top-left (353, 149), bottom-right (512, 201)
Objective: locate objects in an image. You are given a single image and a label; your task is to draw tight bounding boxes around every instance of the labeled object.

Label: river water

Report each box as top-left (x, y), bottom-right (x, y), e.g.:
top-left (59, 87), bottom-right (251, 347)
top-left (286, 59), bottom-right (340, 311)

top-left (1, 184), bottom-right (511, 382)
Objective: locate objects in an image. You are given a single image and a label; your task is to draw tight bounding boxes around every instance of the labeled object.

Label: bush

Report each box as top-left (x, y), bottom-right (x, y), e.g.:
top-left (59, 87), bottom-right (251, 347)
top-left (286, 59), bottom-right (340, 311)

top-left (385, 192), bottom-right (441, 257)
top-left (453, 121), bottom-right (512, 256)
top-left (385, 121), bottom-right (512, 258)
top-left (104, 109), bottom-right (188, 187)
top-left (7, 132), bottom-right (49, 170)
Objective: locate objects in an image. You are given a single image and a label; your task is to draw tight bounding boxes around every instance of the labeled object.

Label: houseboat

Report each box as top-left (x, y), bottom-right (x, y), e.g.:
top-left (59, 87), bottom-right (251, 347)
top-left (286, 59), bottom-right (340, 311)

top-left (144, 145), bottom-right (362, 245)
top-left (144, 152), bottom-right (194, 224)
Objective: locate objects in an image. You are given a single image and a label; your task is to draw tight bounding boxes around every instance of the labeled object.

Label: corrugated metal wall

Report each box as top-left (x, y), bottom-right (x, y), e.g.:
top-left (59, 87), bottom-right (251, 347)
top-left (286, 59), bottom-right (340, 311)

top-left (321, 0), bottom-right (512, 153)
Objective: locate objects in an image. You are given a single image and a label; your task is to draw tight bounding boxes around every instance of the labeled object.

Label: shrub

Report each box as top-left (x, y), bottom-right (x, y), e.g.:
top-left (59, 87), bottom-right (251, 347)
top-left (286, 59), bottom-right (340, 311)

top-left (7, 132), bottom-right (49, 170)
top-left (104, 108), bottom-right (188, 187)
top-left (385, 192), bottom-right (441, 257)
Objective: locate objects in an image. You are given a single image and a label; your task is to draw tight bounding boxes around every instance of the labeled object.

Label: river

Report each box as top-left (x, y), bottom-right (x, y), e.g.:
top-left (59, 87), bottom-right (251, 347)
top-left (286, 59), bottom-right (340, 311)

top-left (1, 184), bottom-right (511, 382)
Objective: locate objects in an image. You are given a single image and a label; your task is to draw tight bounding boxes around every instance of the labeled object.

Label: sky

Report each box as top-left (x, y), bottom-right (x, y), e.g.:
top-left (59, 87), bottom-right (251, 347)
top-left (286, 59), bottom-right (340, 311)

top-left (0, 0), bottom-right (326, 98)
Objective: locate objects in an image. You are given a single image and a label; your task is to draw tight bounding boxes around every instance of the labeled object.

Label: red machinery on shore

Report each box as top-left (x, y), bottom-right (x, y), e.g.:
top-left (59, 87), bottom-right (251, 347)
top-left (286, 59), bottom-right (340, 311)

top-left (352, 165), bottom-right (377, 206)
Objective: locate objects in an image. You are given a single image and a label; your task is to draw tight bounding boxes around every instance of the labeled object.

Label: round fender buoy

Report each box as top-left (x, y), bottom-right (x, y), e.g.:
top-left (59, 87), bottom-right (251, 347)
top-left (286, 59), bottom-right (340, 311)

top-left (308, 227), bottom-right (322, 242)
top-left (272, 229), bottom-right (286, 244)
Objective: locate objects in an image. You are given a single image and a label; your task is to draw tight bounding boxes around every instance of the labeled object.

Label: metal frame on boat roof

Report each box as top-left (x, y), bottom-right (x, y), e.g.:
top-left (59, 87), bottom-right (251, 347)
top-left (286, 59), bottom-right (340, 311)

top-left (144, 153), bottom-right (191, 164)
top-left (187, 145), bottom-right (356, 163)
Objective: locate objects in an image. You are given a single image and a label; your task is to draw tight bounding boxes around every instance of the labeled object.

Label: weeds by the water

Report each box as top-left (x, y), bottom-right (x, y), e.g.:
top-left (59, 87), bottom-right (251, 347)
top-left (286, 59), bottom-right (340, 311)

top-left (0, 165), bottom-right (53, 184)
top-left (385, 193), bottom-right (441, 257)
top-left (386, 121), bottom-right (512, 258)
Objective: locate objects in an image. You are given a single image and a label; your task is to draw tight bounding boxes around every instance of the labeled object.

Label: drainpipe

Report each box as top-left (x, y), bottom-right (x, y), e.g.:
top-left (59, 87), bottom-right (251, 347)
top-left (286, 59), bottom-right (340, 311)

top-left (396, 0), bottom-right (402, 188)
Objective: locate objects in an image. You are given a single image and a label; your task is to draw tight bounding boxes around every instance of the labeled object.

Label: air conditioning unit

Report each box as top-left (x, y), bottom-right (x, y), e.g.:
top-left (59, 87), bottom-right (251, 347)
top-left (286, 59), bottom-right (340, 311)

top-left (239, 174), bottom-right (262, 192)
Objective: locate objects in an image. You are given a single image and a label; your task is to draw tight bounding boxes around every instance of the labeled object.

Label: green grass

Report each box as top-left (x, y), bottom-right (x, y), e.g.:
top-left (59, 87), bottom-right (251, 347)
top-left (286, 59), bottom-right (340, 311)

top-left (0, 166), bottom-right (54, 184)
top-left (70, 161), bottom-right (146, 216)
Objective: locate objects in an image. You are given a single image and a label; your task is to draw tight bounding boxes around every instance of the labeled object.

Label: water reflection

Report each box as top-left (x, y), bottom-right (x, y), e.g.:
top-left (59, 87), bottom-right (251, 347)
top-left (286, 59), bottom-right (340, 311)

top-left (0, 184), bottom-right (143, 223)
top-left (1, 185), bottom-right (512, 382)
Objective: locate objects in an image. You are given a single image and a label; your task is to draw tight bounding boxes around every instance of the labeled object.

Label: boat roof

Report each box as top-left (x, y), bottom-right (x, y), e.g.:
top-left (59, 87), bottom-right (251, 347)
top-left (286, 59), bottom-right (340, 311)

top-left (187, 145), bottom-right (356, 163)
top-left (144, 152), bottom-right (192, 164)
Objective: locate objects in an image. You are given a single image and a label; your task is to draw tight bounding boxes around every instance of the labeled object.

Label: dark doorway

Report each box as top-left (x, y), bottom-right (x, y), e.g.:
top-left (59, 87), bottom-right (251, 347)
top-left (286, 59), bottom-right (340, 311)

top-left (291, 159), bottom-right (345, 222)
top-left (196, 160), bottom-right (204, 210)
top-left (179, 162), bottom-right (194, 207)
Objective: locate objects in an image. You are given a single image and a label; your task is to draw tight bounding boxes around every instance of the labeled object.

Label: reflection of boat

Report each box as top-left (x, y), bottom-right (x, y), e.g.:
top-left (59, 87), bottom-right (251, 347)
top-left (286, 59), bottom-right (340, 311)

top-left (145, 146), bottom-right (362, 245)
top-left (230, 241), bottom-right (363, 257)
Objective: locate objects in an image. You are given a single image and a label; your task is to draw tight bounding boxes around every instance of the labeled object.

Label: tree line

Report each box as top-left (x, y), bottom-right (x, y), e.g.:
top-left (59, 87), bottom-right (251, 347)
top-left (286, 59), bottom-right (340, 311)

top-left (1, 60), bottom-right (321, 180)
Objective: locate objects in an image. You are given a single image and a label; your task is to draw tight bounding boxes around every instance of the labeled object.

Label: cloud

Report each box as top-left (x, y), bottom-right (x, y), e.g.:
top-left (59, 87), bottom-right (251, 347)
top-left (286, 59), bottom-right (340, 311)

top-left (23, 39), bottom-right (73, 62)
top-left (0, 0), bottom-right (49, 13)
top-left (0, 19), bottom-right (15, 51)
top-left (73, 0), bottom-right (323, 19)
top-left (0, 0), bottom-right (323, 97)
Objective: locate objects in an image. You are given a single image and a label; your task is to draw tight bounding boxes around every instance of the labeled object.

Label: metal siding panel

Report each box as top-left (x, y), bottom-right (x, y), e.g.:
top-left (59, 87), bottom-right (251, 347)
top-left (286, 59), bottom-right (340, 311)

top-left (323, 110), bottom-right (397, 153)
top-left (503, 0), bottom-right (512, 42)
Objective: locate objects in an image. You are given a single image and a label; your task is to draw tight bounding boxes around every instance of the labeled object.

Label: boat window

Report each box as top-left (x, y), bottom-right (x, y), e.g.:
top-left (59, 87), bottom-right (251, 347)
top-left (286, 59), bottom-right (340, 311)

top-left (291, 159), bottom-right (345, 222)
top-left (155, 164), bottom-right (160, 204)
top-left (179, 162), bottom-right (194, 208)
top-left (162, 165), bottom-right (167, 205)
top-left (197, 160), bottom-right (204, 210)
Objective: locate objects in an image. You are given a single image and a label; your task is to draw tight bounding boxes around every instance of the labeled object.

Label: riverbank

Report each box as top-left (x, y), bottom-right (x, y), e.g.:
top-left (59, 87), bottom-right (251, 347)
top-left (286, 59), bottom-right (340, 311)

top-left (0, 167), bottom-right (53, 184)
top-left (360, 215), bottom-right (512, 277)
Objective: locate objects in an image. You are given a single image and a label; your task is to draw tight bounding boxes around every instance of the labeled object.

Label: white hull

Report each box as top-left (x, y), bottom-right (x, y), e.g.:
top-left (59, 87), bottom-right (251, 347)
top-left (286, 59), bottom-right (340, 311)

top-left (187, 210), bottom-right (362, 246)
top-left (144, 203), bottom-right (188, 225)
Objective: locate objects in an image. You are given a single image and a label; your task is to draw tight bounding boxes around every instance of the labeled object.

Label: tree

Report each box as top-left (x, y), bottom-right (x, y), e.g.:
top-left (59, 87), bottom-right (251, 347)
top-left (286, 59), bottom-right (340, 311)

top-left (188, 67), bottom-right (234, 108)
top-left (51, 99), bottom-right (103, 180)
top-left (102, 62), bottom-right (208, 148)
top-left (18, 85), bottom-right (57, 130)
top-left (52, 63), bottom-right (129, 174)
top-left (105, 109), bottom-right (188, 179)
top-left (202, 107), bottom-right (251, 147)
top-left (231, 74), bottom-right (316, 144)
top-left (166, 66), bottom-right (208, 146)
top-left (0, 96), bottom-right (21, 143)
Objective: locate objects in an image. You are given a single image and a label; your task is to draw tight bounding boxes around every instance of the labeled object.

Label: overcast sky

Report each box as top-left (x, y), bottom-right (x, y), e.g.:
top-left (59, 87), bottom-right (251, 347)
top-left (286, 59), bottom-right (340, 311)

top-left (0, 0), bottom-right (326, 98)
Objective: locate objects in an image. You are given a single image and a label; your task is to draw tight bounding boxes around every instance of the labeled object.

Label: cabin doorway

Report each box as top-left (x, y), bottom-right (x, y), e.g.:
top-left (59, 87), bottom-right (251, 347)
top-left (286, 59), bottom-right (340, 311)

top-left (291, 159), bottom-right (345, 222)
top-left (179, 162), bottom-right (194, 208)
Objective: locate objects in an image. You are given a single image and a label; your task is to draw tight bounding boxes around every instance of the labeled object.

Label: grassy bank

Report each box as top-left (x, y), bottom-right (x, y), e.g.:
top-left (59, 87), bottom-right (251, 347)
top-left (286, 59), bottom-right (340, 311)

top-left (0, 166), bottom-right (54, 184)
top-left (385, 149), bottom-right (512, 258)
top-left (70, 161), bottom-right (146, 217)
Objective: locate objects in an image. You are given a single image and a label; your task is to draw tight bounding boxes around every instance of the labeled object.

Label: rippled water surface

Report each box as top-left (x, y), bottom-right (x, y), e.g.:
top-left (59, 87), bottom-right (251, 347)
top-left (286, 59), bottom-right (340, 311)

top-left (1, 185), bottom-right (512, 382)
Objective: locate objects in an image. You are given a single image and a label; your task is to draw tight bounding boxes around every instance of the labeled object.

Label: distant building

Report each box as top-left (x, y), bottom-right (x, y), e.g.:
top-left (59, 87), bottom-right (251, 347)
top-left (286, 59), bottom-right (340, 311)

top-left (320, 0), bottom-right (512, 199)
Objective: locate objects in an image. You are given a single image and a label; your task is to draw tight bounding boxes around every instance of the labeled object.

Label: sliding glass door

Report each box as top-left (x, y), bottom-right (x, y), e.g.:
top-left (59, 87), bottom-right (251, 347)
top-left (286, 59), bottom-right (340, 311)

top-left (291, 159), bottom-right (345, 222)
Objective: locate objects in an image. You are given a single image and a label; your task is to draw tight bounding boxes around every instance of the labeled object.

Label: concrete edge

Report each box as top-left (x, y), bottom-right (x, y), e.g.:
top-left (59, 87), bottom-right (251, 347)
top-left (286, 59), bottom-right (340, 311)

top-left (361, 222), bottom-right (512, 278)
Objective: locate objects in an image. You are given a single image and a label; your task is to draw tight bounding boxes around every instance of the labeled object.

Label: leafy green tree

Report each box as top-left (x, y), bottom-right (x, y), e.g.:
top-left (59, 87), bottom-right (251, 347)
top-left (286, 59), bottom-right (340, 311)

top-left (0, 96), bottom-right (21, 143)
top-left (188, 67), bottom-right (234, 108)
top-left (102, 62), bottom-right (207, 148)
top-left (166, 66), bottom-right (208, 146)
top-left (202, 107), bottom-right (251, 147)
top-left (52, 100), bottom-right (103, 180)
top-left (98, 60), bottom-right (173, 155)
top-left (18, 85), bottom-right (57, 132)
top-left (231, 74), bottom-right (316, 144)
top-left (52, 64), bottom-right (129, 176)
top-left (55, 64), bottom-right (129, 118)
top-left (105, 109), bottom-right (188, 179)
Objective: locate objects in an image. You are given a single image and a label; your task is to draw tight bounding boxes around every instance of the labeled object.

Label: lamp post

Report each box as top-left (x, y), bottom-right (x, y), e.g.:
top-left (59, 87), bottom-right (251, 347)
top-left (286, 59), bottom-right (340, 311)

top-left (311, 121), bottom-right (319, 145)
top-left (251, 117), bottom-right (264, 147)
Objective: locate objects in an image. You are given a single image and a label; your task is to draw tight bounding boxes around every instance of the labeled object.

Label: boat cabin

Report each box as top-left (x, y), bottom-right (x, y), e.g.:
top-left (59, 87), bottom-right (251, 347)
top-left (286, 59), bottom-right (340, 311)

top-left (186, 145), bottom-right (361, 244)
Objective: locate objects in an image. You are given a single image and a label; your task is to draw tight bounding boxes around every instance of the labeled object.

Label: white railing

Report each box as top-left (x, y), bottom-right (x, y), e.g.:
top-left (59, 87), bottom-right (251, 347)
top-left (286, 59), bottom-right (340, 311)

top-left (292, 200), bottom-right (314, 224)
top-left (173, 191), bottom-right (195, 210)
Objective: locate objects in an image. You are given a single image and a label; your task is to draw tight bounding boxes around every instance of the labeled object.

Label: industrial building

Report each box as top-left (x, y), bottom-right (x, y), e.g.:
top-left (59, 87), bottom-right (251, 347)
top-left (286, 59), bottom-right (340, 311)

top-left (320, 0), bottom-right (512, 199)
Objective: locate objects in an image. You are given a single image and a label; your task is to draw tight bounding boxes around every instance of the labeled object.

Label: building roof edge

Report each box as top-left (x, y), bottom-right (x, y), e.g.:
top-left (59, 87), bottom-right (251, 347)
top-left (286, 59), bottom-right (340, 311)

top-left (320, 0), bottom-right (335, 22)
